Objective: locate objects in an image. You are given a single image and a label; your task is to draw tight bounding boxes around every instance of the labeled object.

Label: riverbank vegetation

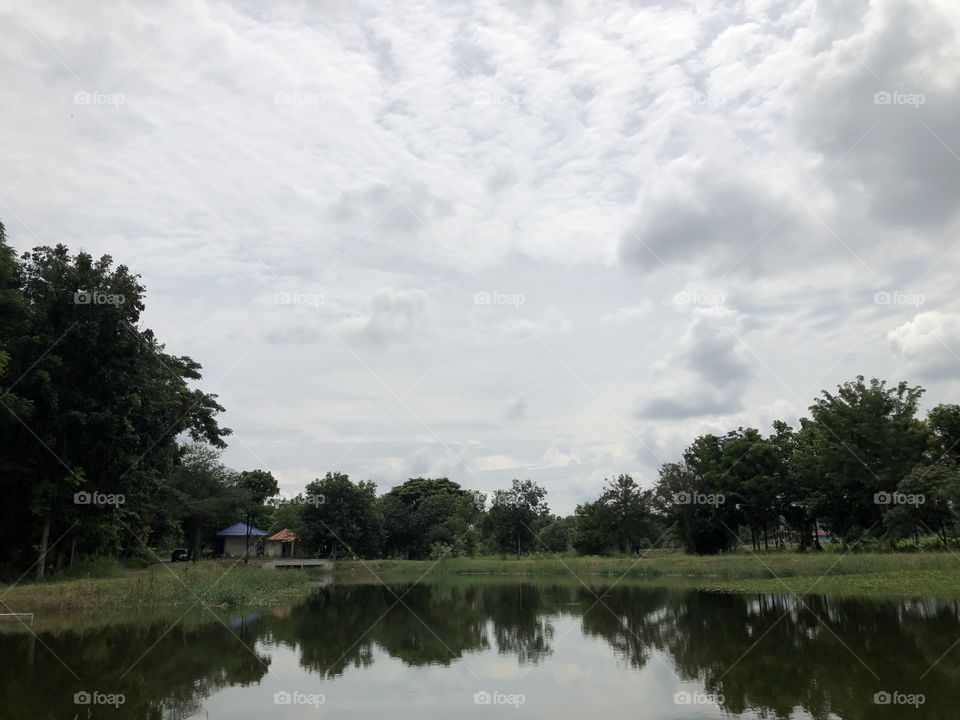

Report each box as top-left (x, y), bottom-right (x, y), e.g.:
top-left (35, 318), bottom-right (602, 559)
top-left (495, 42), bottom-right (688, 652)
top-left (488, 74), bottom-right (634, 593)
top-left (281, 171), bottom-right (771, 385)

top-left (0, 562), bottom-right (312, 612)
top-left (335, 552), bottom-right (960, 599)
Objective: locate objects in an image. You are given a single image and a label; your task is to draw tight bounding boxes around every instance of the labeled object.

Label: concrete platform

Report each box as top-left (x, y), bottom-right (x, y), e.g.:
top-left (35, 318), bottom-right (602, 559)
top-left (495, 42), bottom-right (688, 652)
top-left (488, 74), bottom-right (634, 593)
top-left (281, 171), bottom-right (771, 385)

top-left (262, 559), bottom-right (333, 571)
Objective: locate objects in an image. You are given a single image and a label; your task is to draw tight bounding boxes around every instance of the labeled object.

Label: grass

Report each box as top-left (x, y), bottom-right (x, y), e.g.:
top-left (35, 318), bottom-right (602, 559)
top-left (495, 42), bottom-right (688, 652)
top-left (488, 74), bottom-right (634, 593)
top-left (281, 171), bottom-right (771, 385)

top-left (0, 561), bottom-right (314, 613)
top-left (6, 551), bottom-right (960, 618)
top-left (332, 551), bottom-right (960, 599)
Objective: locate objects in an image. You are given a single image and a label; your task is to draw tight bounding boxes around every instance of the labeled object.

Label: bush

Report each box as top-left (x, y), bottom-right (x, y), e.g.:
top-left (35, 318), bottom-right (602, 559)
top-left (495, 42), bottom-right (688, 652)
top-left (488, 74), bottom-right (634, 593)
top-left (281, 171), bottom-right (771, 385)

top-left (54, 556), bottom-right (123, 580)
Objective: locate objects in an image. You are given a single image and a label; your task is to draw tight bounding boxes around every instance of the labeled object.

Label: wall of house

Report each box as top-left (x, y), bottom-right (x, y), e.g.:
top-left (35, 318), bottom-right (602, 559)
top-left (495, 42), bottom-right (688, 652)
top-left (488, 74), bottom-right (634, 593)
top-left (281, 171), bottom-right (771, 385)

top-left (222, 536), bottom-right (254, 557)
top-left (264, 541), bottom-right (282, 558)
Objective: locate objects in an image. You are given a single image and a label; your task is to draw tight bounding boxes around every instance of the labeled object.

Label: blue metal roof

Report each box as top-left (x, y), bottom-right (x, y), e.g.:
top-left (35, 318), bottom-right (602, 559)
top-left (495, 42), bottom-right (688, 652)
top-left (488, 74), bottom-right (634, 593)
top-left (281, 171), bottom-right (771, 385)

top-left (216, 522), bottom-right (269, 537)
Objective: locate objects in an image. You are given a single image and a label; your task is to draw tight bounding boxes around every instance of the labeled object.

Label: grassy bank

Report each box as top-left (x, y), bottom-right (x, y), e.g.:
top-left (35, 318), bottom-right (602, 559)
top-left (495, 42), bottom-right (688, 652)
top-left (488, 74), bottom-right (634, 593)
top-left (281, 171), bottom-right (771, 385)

top-left (333, 551), bottom-right (960, 599)
top-left (7, 552), bottom-right (960, 615)
top-left (0, 561), bottom-right (314, 613)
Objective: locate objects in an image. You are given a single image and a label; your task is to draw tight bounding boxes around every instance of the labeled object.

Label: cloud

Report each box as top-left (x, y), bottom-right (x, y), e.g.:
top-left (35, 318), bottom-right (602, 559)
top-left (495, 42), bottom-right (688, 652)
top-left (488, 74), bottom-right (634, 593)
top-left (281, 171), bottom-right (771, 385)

top-left (4, 0), bottom-right (960, 515)
top-left (335, 288), bottom-right (429, 347)
top-left (888, 311), bottom-right (960, 380)
top-left (637, 307), bottom-right (752, 420)
top-left (505, 394), bottom-right (527, 421)
top-left (602, 301), bottom-right (652, 326)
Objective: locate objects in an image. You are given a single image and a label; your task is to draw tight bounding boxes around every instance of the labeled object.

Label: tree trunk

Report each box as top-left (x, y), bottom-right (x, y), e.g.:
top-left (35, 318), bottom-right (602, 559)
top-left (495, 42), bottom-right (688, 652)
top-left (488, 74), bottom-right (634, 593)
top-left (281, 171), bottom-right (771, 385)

top-left (244, 511), bottom-right (251, 564)
top-left (35, 515), bottom-right (51, 581)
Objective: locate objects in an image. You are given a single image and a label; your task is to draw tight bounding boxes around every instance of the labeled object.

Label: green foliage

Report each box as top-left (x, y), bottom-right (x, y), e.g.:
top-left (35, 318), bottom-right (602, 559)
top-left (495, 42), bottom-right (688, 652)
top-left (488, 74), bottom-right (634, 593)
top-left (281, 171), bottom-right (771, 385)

top-left (0, 235), bottom-right (232, 578)
top-left (378, 477), bottom-right (482, 559)
top-left (300, 472), bottom-right (383, 558)
top-left (573, 474), bottom-right (658, 555)
top-left (485, 479), bottom-right (549, 558)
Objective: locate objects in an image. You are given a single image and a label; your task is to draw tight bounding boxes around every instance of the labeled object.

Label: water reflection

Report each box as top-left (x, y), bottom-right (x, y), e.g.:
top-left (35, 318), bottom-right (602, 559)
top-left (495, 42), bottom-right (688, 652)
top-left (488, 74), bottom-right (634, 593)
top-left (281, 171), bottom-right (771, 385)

top-left (3, 580), bottom-right (960, 719)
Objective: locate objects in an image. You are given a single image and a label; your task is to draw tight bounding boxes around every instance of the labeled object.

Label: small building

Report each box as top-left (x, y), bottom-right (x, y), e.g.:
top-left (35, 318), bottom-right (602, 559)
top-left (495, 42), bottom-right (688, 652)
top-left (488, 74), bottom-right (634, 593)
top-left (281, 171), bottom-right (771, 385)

top-left (815, 529), bottom-right (837, 544)
top-left (264, 529), bottom-right (297, 558)
top-left (214, 522), bottom-right (269, 558)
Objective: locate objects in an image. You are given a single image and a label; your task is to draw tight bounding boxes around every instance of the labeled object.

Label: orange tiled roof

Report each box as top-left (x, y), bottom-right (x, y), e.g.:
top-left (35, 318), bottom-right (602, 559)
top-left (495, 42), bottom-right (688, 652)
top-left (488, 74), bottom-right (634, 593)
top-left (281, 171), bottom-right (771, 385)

top-left (267, 528), bottom-right (296, 542)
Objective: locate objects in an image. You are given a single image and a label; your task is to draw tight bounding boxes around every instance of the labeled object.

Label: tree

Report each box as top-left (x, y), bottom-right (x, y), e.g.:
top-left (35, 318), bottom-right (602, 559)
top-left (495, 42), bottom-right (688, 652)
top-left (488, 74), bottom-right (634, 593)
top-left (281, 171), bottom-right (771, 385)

top-left (300, 472), bottom-right (383, 558)
top-left (572, 475), bottom-right (658, 555)
top-left (652, 459), bottom-right (737, 555)
top-left (235, 469), bottom-right (279, 561)
top-left (378, 477), bottom-right (482, 559)
top-left (796, 377), bottom-right (926, 546)
top-left (165, 445), bottom-right (245, 560)
top-left (485, 479), bottom-right (548, 558)
top-left (0, 239), bottom-right (230, 578)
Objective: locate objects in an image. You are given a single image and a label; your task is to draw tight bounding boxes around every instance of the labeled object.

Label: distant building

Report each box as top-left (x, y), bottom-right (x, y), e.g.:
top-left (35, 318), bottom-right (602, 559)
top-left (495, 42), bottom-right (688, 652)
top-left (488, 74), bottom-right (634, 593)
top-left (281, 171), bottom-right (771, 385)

top-left (264, 529), bottom-right (297, 558)
top-left (214, 522), bottom-right (269, 558)
top-left (815, 529), bottom-right (836, 544)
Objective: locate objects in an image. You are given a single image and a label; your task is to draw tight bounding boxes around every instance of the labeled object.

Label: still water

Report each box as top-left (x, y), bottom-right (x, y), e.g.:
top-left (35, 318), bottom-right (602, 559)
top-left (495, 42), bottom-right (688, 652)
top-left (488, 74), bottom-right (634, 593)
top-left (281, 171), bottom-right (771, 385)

top-left (2, 578), bottom-right (956, 719)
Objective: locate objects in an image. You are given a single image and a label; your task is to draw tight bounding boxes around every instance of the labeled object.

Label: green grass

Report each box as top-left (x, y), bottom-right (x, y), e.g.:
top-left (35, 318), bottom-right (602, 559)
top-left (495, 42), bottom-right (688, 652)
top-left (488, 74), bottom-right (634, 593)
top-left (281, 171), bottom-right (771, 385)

top-left (7, 551), bottom-right (960, 617)
top-left (0, 561), bottom-right (314, 613)
top-left (333, 551), bottom-right (960, 599)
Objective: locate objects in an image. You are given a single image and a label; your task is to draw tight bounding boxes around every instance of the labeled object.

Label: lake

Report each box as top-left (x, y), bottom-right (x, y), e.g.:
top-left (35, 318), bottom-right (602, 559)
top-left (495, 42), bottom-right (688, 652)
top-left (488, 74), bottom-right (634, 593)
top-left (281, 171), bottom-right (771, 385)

top-left (1, 577), bottom-right (954, 718)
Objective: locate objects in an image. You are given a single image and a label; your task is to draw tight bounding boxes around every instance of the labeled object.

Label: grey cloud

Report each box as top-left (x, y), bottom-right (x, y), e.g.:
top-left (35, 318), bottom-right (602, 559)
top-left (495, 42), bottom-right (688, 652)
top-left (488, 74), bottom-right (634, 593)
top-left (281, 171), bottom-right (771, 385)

top-left (506, 395), bottom-right (527, 421)
top-left (796, 1), bottom-right (960, 230)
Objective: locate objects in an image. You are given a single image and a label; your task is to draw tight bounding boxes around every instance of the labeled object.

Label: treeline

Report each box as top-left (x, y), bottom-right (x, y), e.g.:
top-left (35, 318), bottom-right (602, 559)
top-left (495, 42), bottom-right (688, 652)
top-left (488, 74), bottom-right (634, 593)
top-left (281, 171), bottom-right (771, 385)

top-left (3, 230), bottom-right (960, 577)
top-left (268, 375), bottom-right (960, 559)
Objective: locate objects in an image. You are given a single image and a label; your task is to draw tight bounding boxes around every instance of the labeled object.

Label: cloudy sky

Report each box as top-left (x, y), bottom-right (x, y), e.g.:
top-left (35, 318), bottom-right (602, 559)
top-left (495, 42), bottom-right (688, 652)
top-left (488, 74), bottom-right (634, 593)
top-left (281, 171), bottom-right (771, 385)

top-left (2, 0), bottom-right (959, 513)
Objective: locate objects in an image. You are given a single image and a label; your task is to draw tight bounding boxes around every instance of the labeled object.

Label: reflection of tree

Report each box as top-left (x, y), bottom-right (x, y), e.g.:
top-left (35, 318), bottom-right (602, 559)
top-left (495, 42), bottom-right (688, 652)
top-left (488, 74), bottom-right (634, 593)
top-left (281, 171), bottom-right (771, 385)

top-left (483, 584), bottom-right (556, 665)
top-left (0, 614), bottom-right (270, 720)
top-left (263, 582), bottom-right (571, 675)
top-left (579, 585), bottom-right (674, 670)
top-left (650, 592), bottom-right (960, 720)
top-left (10, 581), bottom-right (960, 720)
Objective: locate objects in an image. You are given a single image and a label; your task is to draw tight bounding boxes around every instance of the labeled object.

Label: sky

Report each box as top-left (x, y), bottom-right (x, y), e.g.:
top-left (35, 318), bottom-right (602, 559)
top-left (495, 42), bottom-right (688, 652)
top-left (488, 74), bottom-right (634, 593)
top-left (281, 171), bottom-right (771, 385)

top-left (2, 0), bottom-right (959, 514)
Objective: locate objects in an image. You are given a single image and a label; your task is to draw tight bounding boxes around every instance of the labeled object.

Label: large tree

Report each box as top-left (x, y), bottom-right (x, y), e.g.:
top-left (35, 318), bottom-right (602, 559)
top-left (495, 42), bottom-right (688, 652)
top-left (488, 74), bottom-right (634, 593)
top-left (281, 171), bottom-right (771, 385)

top-left (485, 479), bottom-right (549, 558)
top-left (379, 477), bottom-right (481, 559)
top-left (0, 236), bottom-right (229, 577)
top-left (300, 472), bottom-right (383, 558)
top-left (796, 377), bottom-right (926, 545)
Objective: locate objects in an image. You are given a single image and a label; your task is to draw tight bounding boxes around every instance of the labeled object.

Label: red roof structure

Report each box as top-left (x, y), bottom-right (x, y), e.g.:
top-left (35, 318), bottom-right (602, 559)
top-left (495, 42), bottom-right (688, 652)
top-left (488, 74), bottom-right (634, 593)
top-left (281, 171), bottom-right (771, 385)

top-left (267, 528), bottom-right (296, 543)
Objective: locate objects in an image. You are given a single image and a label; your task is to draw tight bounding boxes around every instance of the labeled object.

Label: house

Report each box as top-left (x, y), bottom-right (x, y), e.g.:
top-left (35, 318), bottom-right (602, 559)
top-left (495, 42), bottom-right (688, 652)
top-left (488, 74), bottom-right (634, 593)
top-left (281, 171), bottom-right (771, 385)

top-left (214, 522), bottom-right (269, 558)
top-left (264, 528), bottom-right (297, 558)
top-left (264, 529), bottom-right (297, 558)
